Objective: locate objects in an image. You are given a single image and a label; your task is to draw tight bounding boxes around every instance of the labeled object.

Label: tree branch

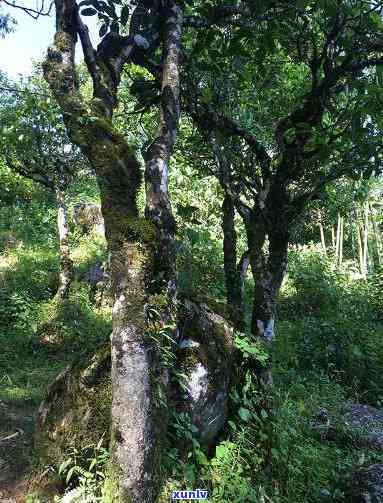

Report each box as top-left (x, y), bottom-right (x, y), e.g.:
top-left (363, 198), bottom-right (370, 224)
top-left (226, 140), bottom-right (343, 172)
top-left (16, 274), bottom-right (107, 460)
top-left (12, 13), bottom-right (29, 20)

top-left (3, 0), bottom-right (53, 19)
top-left (188, 104), bottom-right (271, 181)
top-left (3, 155), bottom-right (54, 189)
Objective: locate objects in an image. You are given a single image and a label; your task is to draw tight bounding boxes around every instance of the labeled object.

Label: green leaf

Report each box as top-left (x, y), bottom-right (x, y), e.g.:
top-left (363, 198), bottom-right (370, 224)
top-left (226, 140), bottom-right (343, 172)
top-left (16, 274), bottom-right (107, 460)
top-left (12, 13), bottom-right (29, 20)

top-left (215, 444), bottom-right (229, 458)
top-left (228, 420), bottom-right (237, 431)
top-left (238, 407), bottom-right (252, 422)
top-left (66, 466), bottom-right (76, 484)
top-left (81, 8), bottom-right (97, 16)
top-left (58, 458), bottom-right (72, 475)
top-left (195, 449), bottom-right (208, 465)
top-left (120, 5), bottom-right (130, 26)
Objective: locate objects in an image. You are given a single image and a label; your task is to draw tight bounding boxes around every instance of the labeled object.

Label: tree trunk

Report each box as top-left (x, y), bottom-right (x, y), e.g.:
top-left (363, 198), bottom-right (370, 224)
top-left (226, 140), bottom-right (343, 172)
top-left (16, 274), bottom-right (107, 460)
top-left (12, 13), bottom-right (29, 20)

top-left (335, 212), bottom-right (341, 266)
top-left (318, 210), bottom-right (327, 255)
top-left (357, 223), bottom-right (365, 276)
top-left (144, 0), bottom-right (182, 309)
top-left (245, 205), bottom-right (289, 385)
top-left (339, 216), bottom-right (344, 267)
top-left (371, 204), bottom-right (382, 267)
top-left (363, 203), bottom-right (369, 276)
top-left (55, 188), bottom-right (73, 299)
top-left (211, 137), bottom-right (247, 328)
top-left (237, 250), bottom-right (250, 318)
top-left (222, 193), bottom-right (243, 311)
top-left (331, 226), bottom-right (336, 249)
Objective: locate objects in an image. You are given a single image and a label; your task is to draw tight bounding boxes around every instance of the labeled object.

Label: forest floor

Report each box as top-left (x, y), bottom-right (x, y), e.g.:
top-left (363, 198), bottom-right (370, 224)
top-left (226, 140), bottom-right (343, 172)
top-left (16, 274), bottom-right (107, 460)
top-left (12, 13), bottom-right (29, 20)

top-left (0, 400), bottom-right (35, 502)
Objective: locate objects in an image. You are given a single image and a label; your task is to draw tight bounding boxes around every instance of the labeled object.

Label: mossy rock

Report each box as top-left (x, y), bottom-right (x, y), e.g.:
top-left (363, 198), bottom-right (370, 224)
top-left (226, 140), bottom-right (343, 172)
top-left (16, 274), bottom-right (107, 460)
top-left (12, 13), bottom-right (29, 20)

top-left (35, 344), bottom-right (112, 467)
top-left (346, 463), bottom-right (383, 502)
top-left (175, 299), bottom-right (236, 445)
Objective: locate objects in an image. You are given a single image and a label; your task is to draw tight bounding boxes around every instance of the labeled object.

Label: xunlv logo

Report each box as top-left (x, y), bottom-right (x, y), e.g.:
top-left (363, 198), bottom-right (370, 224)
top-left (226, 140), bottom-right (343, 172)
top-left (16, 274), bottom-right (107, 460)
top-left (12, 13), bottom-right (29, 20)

top-left (171, 489), bottom-right (208, 500)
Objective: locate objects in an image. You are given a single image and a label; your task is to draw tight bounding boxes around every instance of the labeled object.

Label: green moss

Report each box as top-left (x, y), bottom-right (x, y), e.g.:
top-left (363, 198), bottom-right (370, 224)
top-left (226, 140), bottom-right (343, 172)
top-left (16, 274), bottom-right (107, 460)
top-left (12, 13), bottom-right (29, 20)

top-left (54, 31), bottom-right (72, 53)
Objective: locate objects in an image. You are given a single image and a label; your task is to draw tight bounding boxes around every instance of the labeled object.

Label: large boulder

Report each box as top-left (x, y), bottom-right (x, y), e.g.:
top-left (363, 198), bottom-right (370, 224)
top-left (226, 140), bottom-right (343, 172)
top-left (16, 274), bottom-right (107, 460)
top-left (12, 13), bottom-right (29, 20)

top-left (342, 403), bottom-right (383, 451)
top-left (312, 403), bottom-right (383, 451)
top-left (72, 202), bottom-right (105, 237)
top-left (175, 300), bottom-right (236, 445)
top-left (347, 464), bottom-right (383, 502)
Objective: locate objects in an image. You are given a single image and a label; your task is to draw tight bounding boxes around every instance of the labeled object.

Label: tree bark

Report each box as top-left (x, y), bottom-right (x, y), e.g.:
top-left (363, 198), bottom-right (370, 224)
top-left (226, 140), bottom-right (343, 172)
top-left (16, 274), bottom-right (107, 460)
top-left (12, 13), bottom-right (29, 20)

top-left (339, 216), bottom-right (344, 267)
top-left (237, 249), bottom-right (250, 317)
top-left (55, 188), bottom-right (73, 299)
top-left (363, 202), bottom-right (369, 276)
top-left (335, 212), bottom-right (341, 265)
top-left (357, 223), bottom-right (365, 276)
top-left (242, 201), bottom-right (288, 385)
top-left (144, 0), bottom-right (182, 307)
top-left (211, 139), bottom-right (246, 328)
top-left (371, 204), bottom-right (382, 267)
top-left (331, 225), bottom-right (336, 249)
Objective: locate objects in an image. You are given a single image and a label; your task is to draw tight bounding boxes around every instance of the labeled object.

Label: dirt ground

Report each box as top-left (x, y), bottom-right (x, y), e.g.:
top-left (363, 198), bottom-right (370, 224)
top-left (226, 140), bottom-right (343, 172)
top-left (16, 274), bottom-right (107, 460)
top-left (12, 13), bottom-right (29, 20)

top-left (0, 400), bottom-right (35, 503)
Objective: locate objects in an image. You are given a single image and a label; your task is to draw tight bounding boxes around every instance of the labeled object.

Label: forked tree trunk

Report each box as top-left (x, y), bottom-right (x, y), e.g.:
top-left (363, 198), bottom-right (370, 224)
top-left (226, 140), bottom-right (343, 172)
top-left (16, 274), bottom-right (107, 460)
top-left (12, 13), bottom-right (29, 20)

top-left (43, 2), bottom-right (182, 499)
top-left (245, 206), bottom-right (289, 385)
top-left (55, 188), bottom-right (73, 299)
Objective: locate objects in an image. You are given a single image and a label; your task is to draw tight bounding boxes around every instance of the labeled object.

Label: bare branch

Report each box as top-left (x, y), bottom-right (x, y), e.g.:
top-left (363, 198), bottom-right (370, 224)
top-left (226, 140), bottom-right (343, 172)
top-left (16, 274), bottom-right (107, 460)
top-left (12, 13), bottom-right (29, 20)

top-left (76, 15), bottom-right (100, 87)
top-left (3, 0), bottom-right (53, 19)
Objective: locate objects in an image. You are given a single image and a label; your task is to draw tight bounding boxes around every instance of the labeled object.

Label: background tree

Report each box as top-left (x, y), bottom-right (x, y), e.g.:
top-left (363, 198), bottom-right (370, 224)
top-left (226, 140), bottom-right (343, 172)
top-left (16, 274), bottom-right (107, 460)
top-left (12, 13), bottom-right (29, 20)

top-left (174, 0), bottom-right (383, 381)
top-left (0, 72), bottom-right (85, 299)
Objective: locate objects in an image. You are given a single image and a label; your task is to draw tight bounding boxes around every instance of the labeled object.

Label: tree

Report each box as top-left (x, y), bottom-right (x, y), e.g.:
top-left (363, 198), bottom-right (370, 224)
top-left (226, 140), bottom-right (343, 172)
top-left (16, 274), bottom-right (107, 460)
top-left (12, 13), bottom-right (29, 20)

top-left (0, 72), bottom-right (84, 299)
top-left (180, 0), bottom-right (383, 382)
top-left (42, 1), bottom-right (182, 499)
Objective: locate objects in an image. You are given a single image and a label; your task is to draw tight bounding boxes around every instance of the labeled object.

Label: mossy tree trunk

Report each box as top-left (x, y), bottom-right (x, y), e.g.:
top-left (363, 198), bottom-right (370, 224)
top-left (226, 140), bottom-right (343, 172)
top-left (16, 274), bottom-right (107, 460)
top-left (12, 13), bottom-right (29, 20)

top-left (211, 138), bottom-right (246, 329)
top-left (236, 183), bottom-right (289, 385)
top-left (144, 0), bottom-right (183, 309)
top-left (43, 1), bottom-right (183, 500)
